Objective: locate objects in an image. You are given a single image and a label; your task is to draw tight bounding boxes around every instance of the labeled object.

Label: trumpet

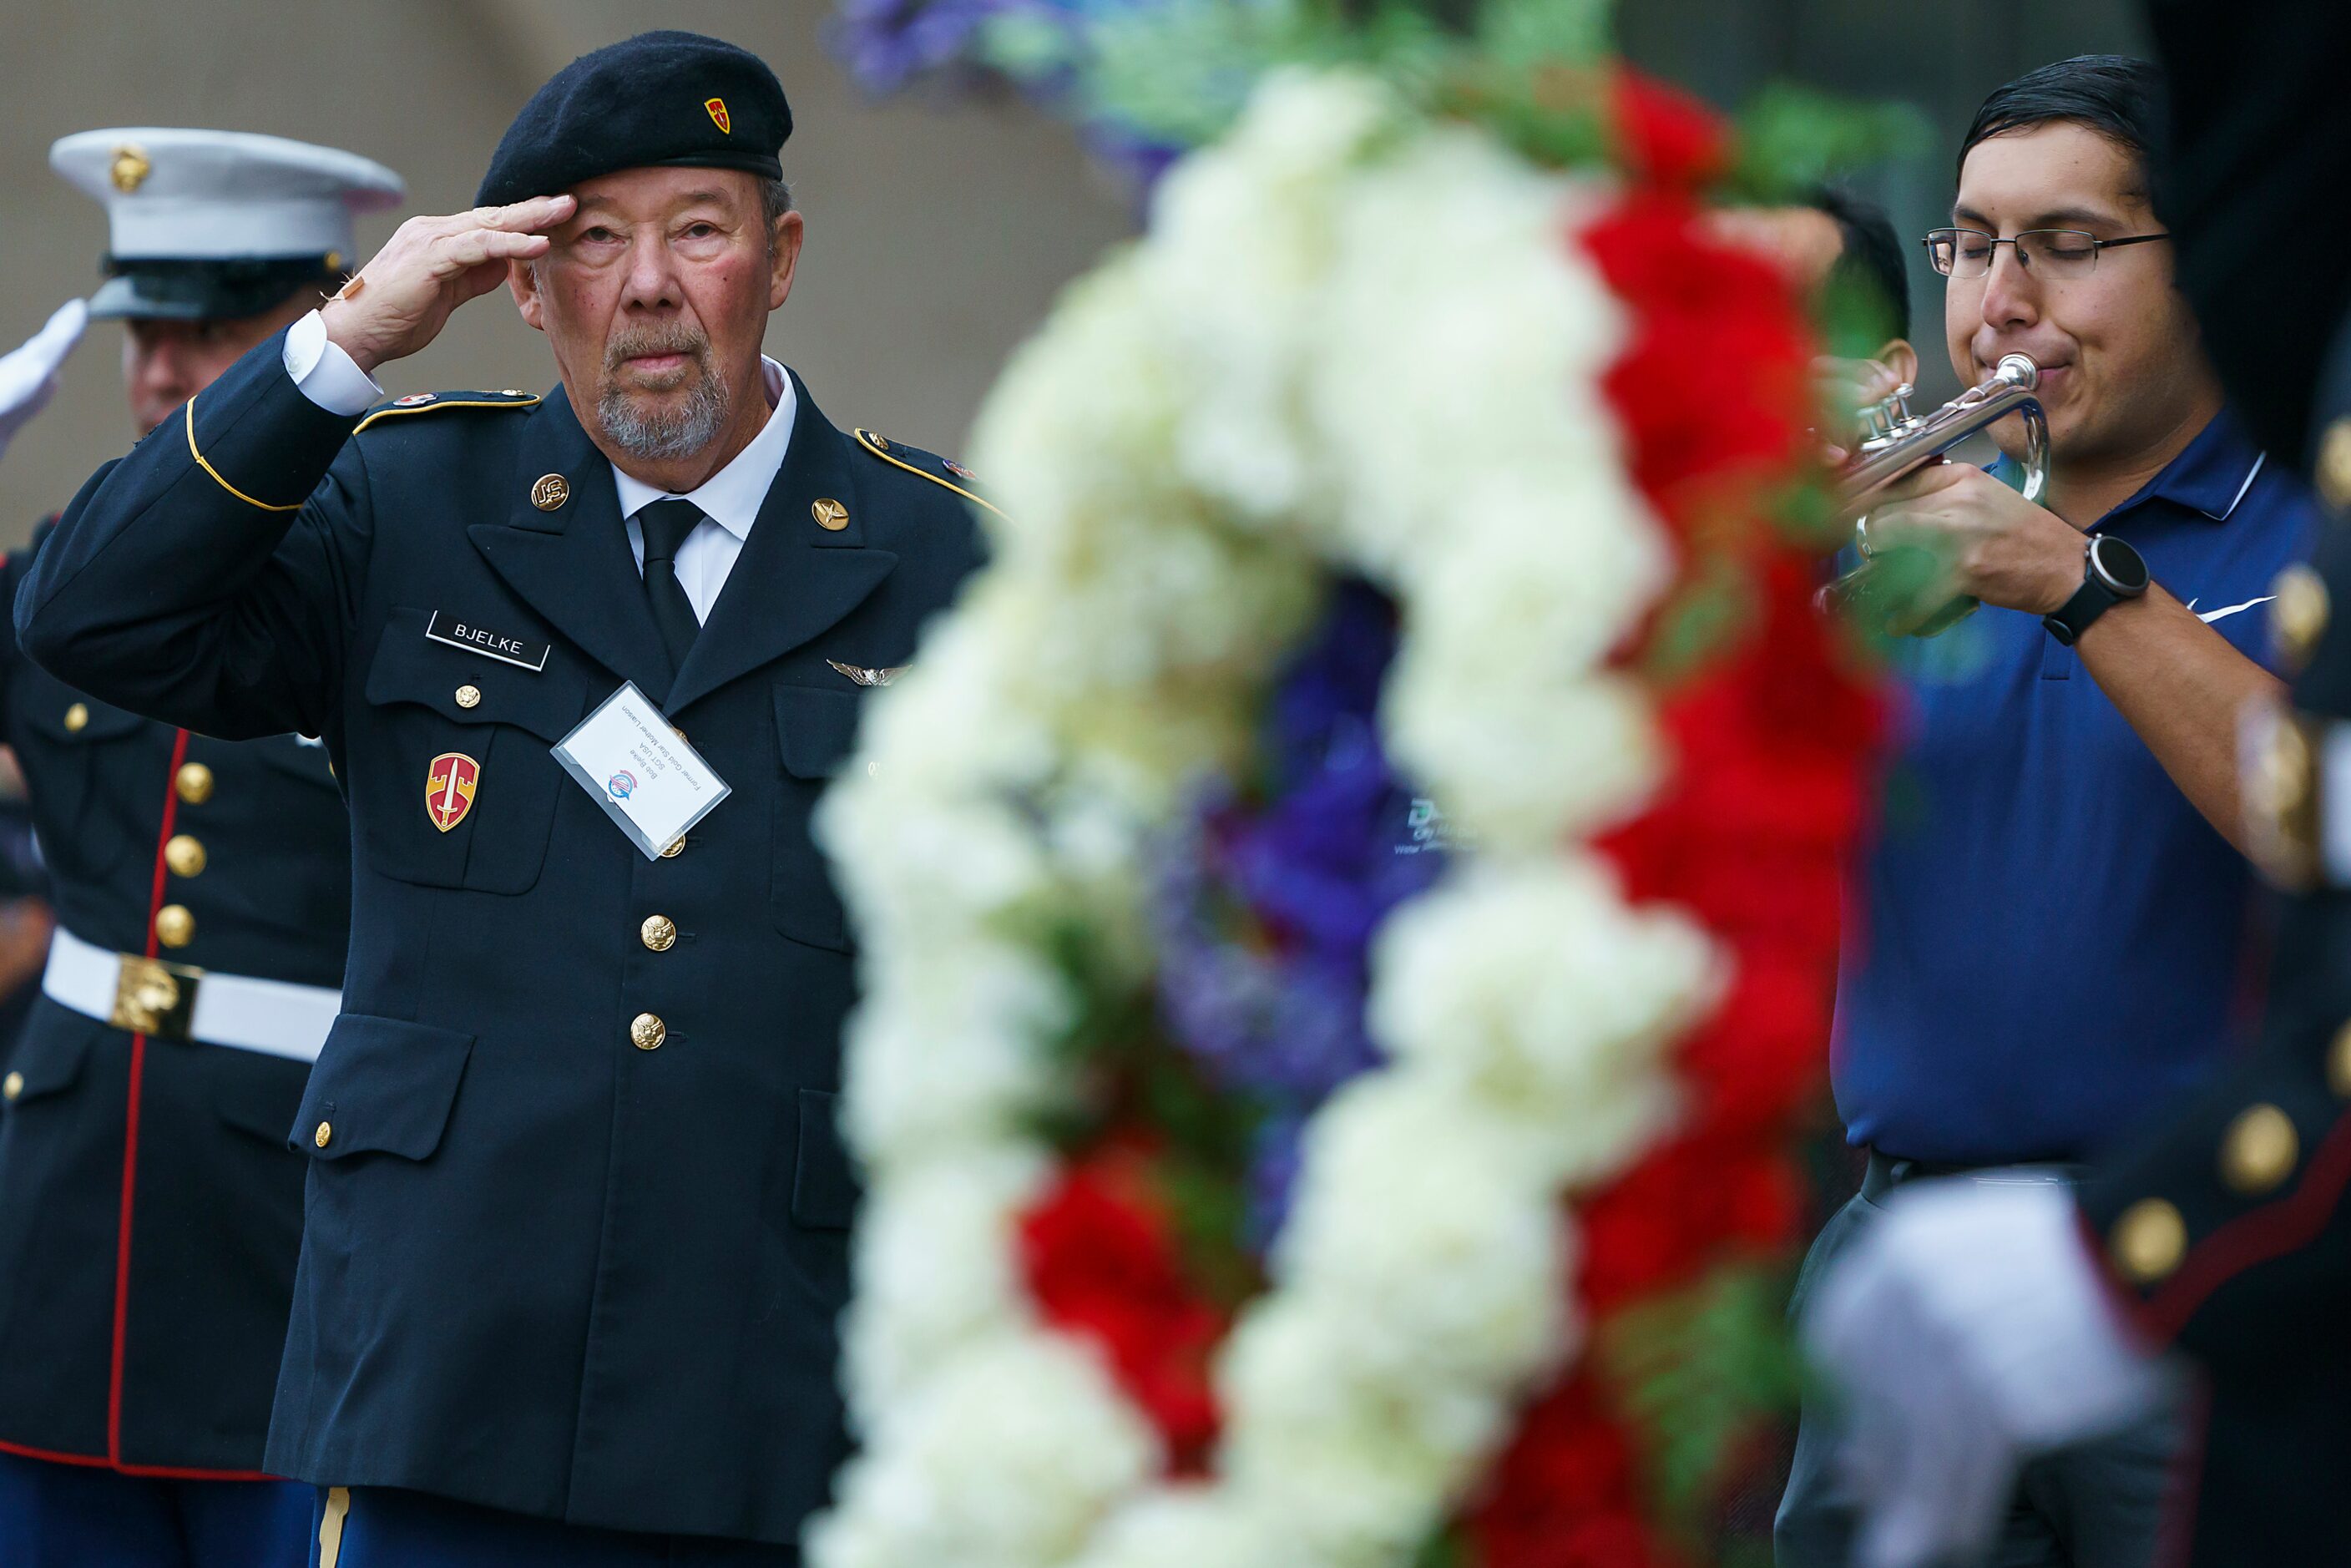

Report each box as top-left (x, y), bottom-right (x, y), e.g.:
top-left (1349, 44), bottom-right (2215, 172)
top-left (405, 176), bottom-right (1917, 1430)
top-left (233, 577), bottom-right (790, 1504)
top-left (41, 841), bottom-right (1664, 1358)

top-left (1820, 353), bottom-right (2049, 635)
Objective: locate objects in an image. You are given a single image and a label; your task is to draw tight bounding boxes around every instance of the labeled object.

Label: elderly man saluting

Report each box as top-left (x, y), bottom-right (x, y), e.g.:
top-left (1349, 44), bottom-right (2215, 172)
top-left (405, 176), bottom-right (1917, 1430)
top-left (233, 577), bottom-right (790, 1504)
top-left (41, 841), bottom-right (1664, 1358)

top-left (15, 31), bottom-right (987, 1568)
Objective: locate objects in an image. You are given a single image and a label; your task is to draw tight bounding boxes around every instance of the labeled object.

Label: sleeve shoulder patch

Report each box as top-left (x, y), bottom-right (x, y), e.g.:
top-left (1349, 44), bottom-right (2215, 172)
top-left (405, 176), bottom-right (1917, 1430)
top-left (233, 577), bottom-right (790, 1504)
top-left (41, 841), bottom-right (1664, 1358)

top-left (853, 427), bottom-right (1002, 518)
top-left (356, 388), bottom-right (543, 433)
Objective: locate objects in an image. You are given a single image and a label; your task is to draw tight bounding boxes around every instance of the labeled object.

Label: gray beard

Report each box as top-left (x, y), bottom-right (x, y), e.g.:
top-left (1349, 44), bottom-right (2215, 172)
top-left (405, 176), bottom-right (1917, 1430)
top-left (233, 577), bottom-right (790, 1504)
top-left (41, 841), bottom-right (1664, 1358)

top-left (598, 370), bottom-right (731, 463)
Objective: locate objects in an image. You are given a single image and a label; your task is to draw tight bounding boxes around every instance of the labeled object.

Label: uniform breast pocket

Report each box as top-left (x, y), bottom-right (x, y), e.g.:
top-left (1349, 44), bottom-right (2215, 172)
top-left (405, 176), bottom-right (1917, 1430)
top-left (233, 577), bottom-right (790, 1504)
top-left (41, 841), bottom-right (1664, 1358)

top-left (356, 611), bottom-right (588, 895)
top-left (771, 683), bottom-right (864, 952)
top-left (13, 672), bottom-right (150, 881)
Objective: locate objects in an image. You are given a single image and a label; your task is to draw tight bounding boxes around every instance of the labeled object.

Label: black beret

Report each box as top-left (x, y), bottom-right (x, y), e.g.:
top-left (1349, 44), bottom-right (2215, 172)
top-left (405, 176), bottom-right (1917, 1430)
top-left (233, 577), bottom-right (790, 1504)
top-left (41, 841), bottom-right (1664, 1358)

top-left (476, 30), bottom-right (790, 208)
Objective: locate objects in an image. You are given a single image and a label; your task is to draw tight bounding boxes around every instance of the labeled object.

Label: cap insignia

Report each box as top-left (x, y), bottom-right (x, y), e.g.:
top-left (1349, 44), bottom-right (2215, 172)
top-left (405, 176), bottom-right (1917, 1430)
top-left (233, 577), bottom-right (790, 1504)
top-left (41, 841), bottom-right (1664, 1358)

top-left (393, 392), bottom-right (437, 407)
top-left (705, 97), bottom-right (731, 134)
top-left (110, 144), bottom-right (150, 195)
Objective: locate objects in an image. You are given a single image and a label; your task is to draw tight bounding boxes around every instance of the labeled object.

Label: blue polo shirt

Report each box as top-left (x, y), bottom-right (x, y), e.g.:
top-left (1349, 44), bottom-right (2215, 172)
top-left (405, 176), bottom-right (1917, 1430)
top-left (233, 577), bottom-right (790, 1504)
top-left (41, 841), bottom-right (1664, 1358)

top-left (1833, 411), bottom-right (2319, 1165)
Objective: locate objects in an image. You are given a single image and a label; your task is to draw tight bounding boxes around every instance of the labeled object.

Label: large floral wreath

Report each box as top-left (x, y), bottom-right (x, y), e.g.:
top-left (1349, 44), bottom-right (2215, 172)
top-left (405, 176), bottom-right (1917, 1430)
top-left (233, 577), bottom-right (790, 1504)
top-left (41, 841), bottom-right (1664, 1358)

top-left (810, 28), bottom-right (1881, 1568)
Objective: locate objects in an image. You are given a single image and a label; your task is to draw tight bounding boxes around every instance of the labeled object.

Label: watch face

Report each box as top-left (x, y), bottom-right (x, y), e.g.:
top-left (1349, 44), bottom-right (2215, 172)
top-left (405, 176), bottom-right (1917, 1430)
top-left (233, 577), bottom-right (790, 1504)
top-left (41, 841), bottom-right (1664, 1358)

top-left (2091, 534), bottom-right (2151, 594)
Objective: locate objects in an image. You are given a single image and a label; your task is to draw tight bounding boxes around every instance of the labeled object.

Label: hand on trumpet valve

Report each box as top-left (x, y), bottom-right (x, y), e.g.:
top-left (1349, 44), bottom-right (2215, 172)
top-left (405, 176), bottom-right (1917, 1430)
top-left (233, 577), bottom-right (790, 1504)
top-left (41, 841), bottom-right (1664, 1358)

top-left (1860, 461), bottom-right (2087, 629)
top-left (1815, 354), bottom-right (1911, 463)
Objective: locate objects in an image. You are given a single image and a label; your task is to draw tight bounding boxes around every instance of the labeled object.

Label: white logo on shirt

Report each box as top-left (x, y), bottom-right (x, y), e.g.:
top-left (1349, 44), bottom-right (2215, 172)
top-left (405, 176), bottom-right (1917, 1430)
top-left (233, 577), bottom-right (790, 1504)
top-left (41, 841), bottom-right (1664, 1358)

top-left (2185, 595), bottom-right (2274, 625)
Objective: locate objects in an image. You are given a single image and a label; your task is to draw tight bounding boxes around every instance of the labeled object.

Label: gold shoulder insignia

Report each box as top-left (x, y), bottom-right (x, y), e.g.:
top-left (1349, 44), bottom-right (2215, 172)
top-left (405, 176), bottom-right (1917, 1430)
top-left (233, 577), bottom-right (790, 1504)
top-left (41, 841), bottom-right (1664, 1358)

top-left (852, 427), bottom-right (1003, 519)
top-left (356, 389), bottom-right (542, 433)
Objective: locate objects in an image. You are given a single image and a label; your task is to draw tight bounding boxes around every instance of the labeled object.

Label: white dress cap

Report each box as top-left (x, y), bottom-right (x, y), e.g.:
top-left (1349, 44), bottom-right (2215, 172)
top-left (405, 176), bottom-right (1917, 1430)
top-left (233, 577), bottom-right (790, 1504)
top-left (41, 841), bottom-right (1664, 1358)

top-left (52, 127), bottom-right (403, 265)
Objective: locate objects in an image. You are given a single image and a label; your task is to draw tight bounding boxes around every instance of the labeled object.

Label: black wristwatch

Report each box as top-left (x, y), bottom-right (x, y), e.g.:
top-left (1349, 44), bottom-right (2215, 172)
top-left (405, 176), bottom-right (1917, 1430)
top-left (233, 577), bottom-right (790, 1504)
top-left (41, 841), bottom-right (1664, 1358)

top-left (2042, 534), bottom-right (2150, 646)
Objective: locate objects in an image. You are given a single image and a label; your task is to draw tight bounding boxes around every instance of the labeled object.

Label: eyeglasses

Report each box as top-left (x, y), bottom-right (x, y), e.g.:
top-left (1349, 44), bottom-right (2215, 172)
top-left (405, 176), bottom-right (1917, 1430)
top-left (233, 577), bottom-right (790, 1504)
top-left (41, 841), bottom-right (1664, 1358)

top-left (1923, 227), bottom-right (2171, 280)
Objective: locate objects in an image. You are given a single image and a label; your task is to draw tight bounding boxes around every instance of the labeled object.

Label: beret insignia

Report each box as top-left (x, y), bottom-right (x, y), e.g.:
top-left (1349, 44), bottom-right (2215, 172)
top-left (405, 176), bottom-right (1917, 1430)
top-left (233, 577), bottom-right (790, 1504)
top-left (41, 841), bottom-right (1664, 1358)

top-left (705, 98), bottom-right (731, 134)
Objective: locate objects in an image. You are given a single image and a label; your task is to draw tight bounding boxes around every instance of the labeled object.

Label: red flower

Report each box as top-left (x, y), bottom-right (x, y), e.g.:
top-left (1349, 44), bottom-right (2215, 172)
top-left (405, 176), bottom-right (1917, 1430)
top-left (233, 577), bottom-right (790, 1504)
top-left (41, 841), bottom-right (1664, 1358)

top-left (1579, 192), bottom-right (1814, 539)
top-left (1019, 1152), bottom-right (1226, 1470)
top-left (1610, 71), bottom-right (1729, 190)
top-left (1467, 1370), bottom-right (1689, 1568)
top-left (1464, 97), bottom-right (1884, 1560)
top-left (1577, 1134), bottom-right (1805, 1317)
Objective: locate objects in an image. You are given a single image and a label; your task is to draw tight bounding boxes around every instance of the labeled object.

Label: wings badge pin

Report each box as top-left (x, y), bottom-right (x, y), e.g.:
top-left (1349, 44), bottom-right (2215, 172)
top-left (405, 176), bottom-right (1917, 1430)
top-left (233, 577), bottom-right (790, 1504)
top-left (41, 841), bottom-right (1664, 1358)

top-left (426, 752), bottom-right (480, 832)
top-left (827, 660), bottom-right (908, 687)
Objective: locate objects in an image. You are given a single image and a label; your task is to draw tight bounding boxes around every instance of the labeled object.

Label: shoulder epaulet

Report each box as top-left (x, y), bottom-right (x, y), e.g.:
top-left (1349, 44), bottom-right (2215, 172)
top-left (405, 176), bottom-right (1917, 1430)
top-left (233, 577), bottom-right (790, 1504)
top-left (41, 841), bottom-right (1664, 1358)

top-left (852, 427), bottom-right (1002, 518)
top-left (355, 388), bottom-right (542, 433)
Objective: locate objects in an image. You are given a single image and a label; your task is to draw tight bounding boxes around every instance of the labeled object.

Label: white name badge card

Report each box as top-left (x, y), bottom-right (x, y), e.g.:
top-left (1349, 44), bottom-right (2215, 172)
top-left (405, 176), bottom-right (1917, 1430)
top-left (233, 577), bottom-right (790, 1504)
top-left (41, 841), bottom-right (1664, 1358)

top-left (554, 683), bottom-right (731, 860)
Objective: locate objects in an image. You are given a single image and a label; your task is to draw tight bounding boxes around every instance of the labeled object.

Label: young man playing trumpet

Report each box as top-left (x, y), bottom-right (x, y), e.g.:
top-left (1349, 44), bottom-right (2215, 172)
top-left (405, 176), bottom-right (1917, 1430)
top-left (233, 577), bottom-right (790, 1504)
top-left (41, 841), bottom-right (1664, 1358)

top-left (1775, 55), bottom-right (2322, 1568)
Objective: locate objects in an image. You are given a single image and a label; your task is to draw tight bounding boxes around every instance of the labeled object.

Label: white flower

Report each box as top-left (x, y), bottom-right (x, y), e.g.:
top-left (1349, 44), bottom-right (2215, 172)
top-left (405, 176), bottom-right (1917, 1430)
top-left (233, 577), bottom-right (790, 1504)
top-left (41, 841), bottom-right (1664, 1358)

top-left (840, 1151), bottom-right (1053, 1419)
top-left (809, 1333), bottom-right (1158, 1568)
top-left (811, 62), bottom-right (1716, 1568)
top-left (1069, 1492), bottom-right (1291, 1568)
top-left (1367, 860), bottom-right (1720, 1183)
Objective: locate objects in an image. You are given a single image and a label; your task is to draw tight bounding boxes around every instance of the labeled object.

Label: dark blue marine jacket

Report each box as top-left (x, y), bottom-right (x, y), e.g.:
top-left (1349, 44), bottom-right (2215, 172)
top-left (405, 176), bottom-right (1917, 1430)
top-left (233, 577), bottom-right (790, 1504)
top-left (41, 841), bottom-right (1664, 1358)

top-left (15, 330), bottom-right (985, 1545)
top-left (0, 524), bottom-right (350, 1475)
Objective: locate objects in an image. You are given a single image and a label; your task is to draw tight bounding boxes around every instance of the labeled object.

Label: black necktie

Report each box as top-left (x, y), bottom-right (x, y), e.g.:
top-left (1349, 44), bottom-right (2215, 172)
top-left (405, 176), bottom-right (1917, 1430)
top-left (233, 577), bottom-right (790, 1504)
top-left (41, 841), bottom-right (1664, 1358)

top-left (636, 498), bottom-right (704, 674)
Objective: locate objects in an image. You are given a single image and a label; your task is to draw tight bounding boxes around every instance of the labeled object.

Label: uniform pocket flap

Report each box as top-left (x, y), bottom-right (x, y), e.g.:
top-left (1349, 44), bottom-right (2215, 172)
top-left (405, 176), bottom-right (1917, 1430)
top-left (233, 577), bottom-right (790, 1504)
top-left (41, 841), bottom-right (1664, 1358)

top-left (292, 1013), bottom-right (475, 1161)
top-left (773, 685), bottom-right (862, 780)
top-left (4, 1014), bottom-right (94, 1105)
top-left (365, 611), bottom-right (583, 742)
top-left (18, 692), bottom-right (143, 743)
top-left (791, 1087), bottom-right (860, 1230)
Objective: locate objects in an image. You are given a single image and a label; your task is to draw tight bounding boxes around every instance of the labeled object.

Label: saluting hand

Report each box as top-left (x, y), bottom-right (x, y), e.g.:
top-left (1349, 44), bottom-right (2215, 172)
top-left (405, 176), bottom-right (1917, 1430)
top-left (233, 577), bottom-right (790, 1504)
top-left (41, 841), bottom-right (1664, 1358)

top-left (318, 195), bottom-right (576, 375)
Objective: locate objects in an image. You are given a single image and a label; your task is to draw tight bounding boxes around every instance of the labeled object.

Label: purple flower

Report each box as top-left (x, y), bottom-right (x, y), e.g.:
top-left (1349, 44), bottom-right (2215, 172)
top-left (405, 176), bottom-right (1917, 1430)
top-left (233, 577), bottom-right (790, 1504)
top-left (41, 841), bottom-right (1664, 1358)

top-left (828, 0), bottom-right (1023, 94)
top-left (1147, 579), bottom-right (1446, 1246)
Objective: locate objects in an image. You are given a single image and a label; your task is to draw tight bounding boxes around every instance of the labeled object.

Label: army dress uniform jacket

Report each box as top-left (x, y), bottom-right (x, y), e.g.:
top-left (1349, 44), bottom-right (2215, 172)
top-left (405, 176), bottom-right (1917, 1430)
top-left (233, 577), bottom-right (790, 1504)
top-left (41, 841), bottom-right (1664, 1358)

top-left (0, 523), bottom-right (349, 1475)
top-left (14, 330), bottom-right (986, 1545)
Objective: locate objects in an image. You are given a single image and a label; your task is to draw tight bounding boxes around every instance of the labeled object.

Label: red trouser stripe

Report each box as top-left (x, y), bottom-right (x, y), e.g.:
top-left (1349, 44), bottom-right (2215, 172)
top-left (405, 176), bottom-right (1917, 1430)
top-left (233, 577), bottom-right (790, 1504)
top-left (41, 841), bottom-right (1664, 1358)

top-left (2, 732), bottom-right (281, 1483)
top-left (105, 730), bottom-right (188, 1468)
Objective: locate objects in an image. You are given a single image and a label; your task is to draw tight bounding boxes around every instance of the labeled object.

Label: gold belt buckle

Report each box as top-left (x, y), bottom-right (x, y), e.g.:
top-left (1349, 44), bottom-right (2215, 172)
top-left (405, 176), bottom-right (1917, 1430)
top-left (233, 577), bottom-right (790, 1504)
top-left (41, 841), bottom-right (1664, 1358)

top-left (109, 953), bottom-right (202, 1040)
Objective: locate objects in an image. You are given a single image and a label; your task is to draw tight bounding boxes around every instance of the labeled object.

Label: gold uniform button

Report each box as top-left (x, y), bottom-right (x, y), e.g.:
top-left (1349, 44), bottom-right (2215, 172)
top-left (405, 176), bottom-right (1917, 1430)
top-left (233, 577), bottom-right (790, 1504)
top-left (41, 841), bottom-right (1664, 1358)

top-left (2110, 1198), bottom-right (2188, 1285)
top-left (641, 915), bottom-right (677, 952)
top-left (175, 762), bottom-right (215, 805)
top-left (660, 836), bottom-right (685, 858)
top-left (154, 904), bottom-right (195, 948)
top-left (2, 1072), bottom-right (21, 1102)
top-left (2329, 1019), bottom-right (2351, 1099)
top-left (63, 703), bottom-right (88, 732)
top-left (630, 1012), bottom-right (666, 1050)
top-left (2220, 1103), bottom-right (2300, 1194)
top-left (2272, 564), bottom-right (2329, 673)
top-left (455, 684), bottom-right (482, 710)
top-left (164, 834), bottom-right (206, 878)
top-left (2319, 416), bottom-right (2351, 510)
top-left (313, 1120), bottom-right (332, 1149)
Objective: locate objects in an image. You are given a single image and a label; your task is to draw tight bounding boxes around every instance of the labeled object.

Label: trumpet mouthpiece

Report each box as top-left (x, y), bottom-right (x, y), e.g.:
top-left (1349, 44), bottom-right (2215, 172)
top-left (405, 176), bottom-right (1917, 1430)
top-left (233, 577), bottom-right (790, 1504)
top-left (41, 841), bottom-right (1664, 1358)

top-left (1994, 352), bottom-right (2040, 388)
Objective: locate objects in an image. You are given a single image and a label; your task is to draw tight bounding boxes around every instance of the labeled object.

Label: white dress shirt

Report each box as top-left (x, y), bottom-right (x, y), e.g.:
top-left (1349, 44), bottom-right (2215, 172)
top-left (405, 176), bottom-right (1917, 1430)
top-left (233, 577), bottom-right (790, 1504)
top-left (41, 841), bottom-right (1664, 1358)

top-left (285, 310), bottom-right (797, 623)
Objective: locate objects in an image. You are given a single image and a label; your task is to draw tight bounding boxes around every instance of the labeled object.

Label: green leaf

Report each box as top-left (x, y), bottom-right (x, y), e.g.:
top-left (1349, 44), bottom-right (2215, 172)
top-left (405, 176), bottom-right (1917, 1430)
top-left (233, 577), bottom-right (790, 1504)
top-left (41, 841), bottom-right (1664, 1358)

top-left (1597, 1262), bottom-right (1805, 1527)
top-left (1474, 0), bottom-right (1611, 68)
top-left (1725, 83), bottom-right (1930, 202)
top-left (1409, 1524), bottom-right (1470, 1568)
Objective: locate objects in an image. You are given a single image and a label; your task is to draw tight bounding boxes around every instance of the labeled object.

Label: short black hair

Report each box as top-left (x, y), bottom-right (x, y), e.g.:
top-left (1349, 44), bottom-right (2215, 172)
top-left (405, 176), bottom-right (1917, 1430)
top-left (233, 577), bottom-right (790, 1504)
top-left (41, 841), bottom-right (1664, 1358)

top-left (1810, 185), bottom-right (1909, 343)
top-left (1959, 54), bottom-right (2166, 198)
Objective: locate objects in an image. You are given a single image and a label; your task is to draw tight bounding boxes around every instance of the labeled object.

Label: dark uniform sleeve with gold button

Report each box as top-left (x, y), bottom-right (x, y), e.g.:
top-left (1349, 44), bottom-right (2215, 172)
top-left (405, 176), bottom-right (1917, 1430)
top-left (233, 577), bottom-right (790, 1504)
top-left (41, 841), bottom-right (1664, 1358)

top-left (2069, 8), bottom-right (2351, 1559)
top-left (16, 326), bottom-right (375, 744)
top-left (2084, 2), bottom-right (2351, 1360)
top-left (10, 325), bottom-right (988, 1546)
